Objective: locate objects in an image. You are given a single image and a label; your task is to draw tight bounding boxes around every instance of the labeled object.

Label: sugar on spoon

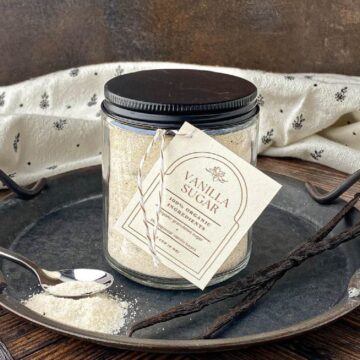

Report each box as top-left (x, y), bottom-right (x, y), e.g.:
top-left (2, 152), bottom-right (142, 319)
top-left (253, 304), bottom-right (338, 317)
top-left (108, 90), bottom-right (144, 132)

top-left (0, 246), bottom-right (113, 298)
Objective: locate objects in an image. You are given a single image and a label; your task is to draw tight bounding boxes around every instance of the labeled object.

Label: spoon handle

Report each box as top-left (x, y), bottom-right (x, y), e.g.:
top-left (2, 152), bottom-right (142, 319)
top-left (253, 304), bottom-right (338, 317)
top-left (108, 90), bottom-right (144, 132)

top-left (0, 246), bottom-right (43, 283)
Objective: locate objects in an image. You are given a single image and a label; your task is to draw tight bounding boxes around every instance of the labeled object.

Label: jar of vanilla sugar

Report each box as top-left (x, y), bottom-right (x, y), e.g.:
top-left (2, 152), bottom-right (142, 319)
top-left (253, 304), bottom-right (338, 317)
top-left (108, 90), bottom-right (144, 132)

top-left (102, 69), bottom-right (259, 289)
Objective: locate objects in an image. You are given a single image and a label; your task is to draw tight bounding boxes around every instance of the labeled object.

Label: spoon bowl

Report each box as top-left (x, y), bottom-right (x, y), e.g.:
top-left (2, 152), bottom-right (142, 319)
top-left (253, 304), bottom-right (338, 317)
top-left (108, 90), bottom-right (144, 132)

top-left (0, 246), bottom-right (114, 298)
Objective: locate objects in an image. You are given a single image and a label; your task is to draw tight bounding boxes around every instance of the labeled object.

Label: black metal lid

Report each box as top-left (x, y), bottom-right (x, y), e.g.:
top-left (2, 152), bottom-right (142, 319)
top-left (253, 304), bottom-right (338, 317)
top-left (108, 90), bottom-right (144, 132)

top-left (102, 69), bottom-right (258, 130)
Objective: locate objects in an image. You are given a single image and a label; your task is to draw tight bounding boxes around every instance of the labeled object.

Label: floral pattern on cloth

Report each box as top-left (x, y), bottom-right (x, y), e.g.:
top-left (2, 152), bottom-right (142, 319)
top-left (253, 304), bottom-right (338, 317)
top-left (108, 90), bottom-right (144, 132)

top-left (0, 62), bottom-right (359, 188)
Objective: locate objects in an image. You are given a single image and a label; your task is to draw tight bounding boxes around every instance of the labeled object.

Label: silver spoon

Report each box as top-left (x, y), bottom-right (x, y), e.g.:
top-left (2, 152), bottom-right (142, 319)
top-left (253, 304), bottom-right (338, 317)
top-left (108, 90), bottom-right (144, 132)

top-left (0, 246), bottom-right (114, 298)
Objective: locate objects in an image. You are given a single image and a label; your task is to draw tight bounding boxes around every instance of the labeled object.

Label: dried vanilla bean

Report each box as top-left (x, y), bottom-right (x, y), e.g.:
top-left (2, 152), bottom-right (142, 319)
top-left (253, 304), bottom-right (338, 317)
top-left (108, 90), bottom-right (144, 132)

top-left (201, 192), bottom-right (360, 338)
top-left (129, 193), bottom-right (360, 337)
top-left (201, 281), bottom-right (275, 339)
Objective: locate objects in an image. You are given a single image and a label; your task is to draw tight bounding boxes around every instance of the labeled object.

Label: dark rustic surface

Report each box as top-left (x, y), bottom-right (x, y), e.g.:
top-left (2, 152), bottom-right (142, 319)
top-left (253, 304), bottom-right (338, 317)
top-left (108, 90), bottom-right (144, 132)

top-left (1, 0), bottom-right (360, 85)
top-left (0, 156), bottom-right (360, 359)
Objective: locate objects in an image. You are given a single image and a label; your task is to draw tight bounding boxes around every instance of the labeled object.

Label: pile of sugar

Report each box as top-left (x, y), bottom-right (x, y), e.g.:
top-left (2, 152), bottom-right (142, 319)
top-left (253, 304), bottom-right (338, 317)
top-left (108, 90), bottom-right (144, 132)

top-left (45, 281), bottom-right (107, 297)
top-left (23, 282), bottom-right (129, 334)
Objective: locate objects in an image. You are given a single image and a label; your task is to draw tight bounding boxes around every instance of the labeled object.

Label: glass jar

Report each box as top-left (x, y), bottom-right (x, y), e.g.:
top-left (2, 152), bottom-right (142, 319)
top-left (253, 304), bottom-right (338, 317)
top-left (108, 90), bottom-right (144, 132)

top-left (102, 69), bottom-right (259, 289)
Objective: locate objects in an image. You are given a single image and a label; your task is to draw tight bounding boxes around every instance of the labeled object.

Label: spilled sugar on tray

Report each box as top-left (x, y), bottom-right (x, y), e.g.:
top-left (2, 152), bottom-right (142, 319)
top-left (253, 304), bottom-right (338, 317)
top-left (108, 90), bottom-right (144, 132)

top-left (22, 281), bottom-right (131, 334)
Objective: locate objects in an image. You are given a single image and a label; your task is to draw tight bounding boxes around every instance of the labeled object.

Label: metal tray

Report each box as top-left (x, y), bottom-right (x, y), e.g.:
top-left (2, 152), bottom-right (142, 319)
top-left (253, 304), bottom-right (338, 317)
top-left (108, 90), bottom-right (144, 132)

top-left (0, 166), bottom-right (359, 353)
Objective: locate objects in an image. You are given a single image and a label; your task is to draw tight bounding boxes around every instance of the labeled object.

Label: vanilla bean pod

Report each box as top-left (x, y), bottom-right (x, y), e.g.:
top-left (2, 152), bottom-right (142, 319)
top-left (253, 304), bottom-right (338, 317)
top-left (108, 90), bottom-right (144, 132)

top-left (201, 281), bottom-right (275, 339)
top-left (128, 193), bottom-right (360, 336)
top-left (201, 193), bottom-right (360, 338)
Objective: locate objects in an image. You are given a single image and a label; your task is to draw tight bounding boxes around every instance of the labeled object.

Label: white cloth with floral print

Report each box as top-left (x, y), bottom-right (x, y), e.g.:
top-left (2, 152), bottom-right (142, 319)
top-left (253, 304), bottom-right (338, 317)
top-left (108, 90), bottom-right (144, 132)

top-left (0, 62), bottom-right (359, 188)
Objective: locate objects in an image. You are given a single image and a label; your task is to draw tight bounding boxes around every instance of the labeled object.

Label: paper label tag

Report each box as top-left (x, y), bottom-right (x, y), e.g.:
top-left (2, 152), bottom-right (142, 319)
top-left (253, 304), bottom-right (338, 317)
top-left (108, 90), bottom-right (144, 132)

top-left (113, 122), bottom-right (281, 289)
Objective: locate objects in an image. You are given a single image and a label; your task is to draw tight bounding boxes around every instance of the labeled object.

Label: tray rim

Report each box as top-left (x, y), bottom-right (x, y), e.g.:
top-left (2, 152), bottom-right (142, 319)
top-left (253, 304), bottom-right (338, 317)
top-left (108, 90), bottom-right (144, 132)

top-left (0, 166), bottom-right (359, 353)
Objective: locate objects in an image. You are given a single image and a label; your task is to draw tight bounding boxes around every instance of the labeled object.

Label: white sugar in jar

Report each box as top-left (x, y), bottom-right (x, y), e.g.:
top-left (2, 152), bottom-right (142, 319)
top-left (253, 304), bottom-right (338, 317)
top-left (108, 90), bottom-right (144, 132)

top-left (102, 69), bottom-right (259, 289)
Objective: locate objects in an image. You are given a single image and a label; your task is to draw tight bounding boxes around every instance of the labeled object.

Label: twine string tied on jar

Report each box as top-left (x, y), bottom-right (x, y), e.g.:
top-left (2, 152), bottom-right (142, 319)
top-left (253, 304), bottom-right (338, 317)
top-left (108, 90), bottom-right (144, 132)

top-left (137, 129), bottom-right (193, 266)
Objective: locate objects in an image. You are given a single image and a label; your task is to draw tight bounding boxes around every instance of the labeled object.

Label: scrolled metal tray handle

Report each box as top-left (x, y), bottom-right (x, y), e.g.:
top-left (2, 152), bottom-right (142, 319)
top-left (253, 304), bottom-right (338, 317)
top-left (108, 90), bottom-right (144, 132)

top-left (306, 169), bottom-right (360, 204)
top-left (0, 340), bottom-right (14, 360)
top-left (0, 169), bottom-right (47, 200)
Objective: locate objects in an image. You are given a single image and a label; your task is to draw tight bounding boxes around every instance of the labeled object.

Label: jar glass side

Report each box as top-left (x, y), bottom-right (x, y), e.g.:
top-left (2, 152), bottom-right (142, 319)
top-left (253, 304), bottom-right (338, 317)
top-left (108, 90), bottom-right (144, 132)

top-left (102, 113), bottom-right (259, 289)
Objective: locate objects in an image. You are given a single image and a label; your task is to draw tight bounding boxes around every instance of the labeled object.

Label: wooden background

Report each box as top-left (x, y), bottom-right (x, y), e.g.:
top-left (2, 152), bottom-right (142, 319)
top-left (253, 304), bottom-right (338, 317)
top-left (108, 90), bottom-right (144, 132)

top-left (1, 0), bottom-right (360, 85)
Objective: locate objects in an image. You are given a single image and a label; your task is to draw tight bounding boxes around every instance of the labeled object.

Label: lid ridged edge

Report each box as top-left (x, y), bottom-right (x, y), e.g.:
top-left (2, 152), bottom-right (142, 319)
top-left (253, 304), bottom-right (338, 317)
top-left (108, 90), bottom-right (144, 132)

top-left (104, 89), bottom-right (257, 114)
